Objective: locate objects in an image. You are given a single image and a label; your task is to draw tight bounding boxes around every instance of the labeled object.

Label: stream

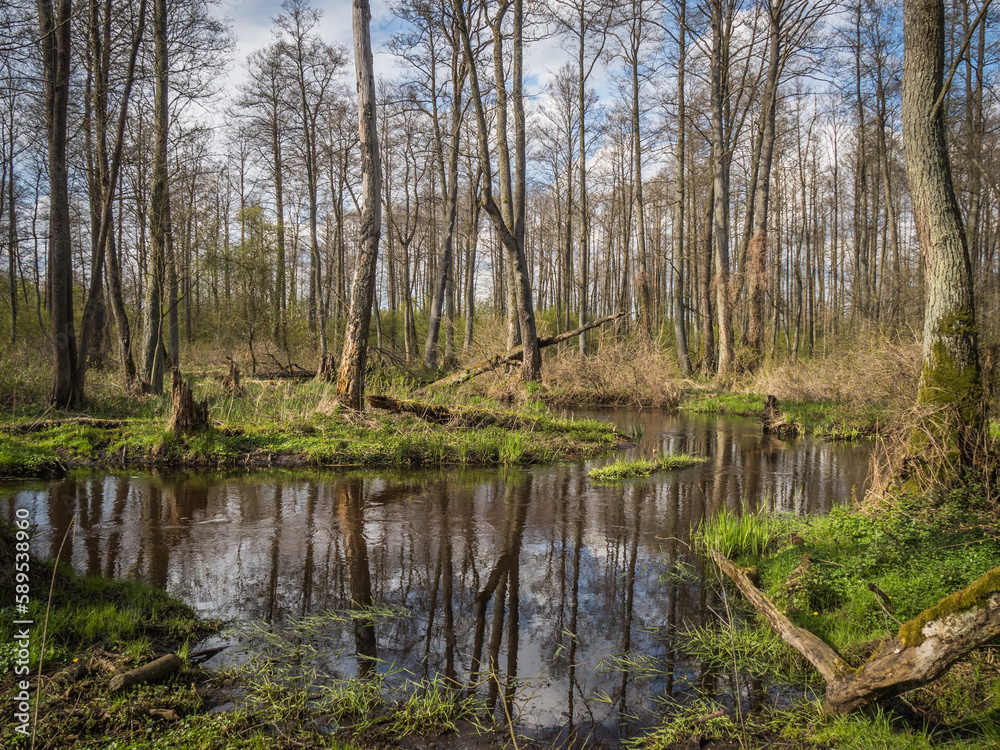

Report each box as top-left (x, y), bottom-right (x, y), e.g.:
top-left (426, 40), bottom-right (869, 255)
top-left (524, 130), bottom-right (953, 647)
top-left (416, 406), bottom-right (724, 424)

top-left (1, 409), bottom-right (872, 745)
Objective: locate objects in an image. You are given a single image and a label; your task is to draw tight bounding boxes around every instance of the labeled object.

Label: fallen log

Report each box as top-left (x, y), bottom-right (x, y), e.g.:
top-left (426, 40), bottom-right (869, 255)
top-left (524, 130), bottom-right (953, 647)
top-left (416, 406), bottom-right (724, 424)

top-left (367, 394), bottom-right (543, 430)
top-left (109, 653), bottom-right (182, 692)
top-left (249, 369), bottom-right (315, 380)
top-left (710, 549), bottom-right (1000, 715)
top-left (426, 311), bottom-right (627, 390)
top-left (0, 417), bottom-right (132, 434)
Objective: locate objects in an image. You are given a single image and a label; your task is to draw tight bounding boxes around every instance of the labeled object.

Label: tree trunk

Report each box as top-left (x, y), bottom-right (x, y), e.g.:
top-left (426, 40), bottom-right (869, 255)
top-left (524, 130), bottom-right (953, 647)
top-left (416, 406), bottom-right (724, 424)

top-left (424, 52), bottom-right (465, 370)
top-left (141, 0), bottom-right (170, 395)
top-left (334, 0), bottom-right (382, 409)
top-left (746, 0), bottom-right (780, 371)
top-left (167, 370), bottom-right (208, 436)
top-left (710, 0), bottom-right (734, 379)
top-left (39, 0), bottom-right (78, 407)
top-left (903, 0), bottom-right (983, 463)
top-left (77, 0), bottom-right (145, 396)
top-left (673, 0), bottom-right (691, 375)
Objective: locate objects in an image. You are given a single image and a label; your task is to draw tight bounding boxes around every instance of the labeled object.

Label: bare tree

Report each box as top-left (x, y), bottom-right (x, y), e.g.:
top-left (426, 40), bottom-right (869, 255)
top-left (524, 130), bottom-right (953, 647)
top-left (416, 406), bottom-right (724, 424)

top-left (334, 0), bottom-right (382, 408)
top-left (38, 0), bottom-right (77, 406)
top-left (453, 0), bottom-right (542, 380)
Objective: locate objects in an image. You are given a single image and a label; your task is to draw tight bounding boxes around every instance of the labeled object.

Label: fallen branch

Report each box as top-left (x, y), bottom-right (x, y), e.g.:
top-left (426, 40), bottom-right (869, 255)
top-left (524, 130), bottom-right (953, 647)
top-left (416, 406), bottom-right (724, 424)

top-left (250, 370), bottom-right (315, 381)
top-left (710, 549), bottom-right (1000, 714)
top-left (1, 418), bottom-right (131, 434)
top-left (426, 312), bottom-right (627, 390)
top-left (109, 653), bottom-right (182, 692)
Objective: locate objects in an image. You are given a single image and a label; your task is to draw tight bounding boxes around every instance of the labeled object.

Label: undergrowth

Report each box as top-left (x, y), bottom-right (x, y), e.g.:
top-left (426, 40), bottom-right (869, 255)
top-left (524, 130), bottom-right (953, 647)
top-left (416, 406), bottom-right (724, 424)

top-left (0, 373), bottom-right (621, 477)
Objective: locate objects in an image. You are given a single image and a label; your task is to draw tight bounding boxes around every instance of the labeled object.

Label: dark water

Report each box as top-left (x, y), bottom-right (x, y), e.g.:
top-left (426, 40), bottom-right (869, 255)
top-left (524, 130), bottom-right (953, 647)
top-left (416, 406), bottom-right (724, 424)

top-left (1, 410), bottom-right (870, 744)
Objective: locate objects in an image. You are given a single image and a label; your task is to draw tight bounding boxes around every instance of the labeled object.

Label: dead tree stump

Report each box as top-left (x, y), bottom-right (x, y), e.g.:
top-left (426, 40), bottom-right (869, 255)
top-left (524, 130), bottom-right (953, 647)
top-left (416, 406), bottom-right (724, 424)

top-left (222, 359), bottom-right (243, 396)
top-left (317, 353), bottom-right (336, 382)
top-left (167, 370), bottom-right (208, 436)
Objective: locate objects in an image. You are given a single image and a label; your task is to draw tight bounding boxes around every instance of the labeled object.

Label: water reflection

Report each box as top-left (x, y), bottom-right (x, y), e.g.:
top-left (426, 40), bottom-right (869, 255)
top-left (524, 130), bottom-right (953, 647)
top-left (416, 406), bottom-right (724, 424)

top-left (0, 411), bottom-right (870, 742)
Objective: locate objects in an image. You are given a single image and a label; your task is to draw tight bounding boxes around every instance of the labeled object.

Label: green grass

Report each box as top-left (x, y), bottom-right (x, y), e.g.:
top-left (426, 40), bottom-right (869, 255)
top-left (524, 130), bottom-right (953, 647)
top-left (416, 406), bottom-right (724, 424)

top-left (653, 483), bottom-right (1000, 750)
top-left (684, 392), bottom-right (767, 417)
top-left (0, 376), bottom-right (622, 477)
top-left (682, 390), bottom-right (885, 439)
top-left (0, 517), bottom-right (490, 750)
top-left (588, 452), bottom-right (705, 481)
top-left (693, 499), bottom-right (784, 560)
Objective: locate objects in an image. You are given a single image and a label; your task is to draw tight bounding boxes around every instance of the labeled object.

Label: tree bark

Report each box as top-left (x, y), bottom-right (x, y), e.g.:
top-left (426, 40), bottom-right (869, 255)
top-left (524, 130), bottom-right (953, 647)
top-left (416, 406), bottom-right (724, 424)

top-left (903, 0), bottom-right (983, 461)
top-left (673, 0), bottom-right (691, 375)
top-left (746, 0), bottom-right (781, 371)
top-left (710, 0), bottom-right (734, 379)
top-left (38, 0), bottom-right (78, 407)
top-left (334, 0), bottom-right (382, 409)
top-left (141, 0), bottom-right (170, 395)
top-left (712, 550), bottom-right (1000, 716)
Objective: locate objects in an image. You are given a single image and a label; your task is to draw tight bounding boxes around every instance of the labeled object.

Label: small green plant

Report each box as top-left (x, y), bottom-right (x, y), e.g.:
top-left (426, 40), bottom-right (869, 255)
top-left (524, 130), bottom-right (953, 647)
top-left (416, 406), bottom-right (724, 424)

top-left (588, 452), bottom-right (704, 481)
top-left (693, 498), bottom-right (782, 560)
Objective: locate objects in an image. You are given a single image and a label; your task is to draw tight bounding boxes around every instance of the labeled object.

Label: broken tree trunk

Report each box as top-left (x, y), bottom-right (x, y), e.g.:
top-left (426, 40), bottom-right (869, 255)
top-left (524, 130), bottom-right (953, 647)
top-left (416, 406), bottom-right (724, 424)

top-left (761, 394), bottom-right (798, 436)
top-left (711, 549), bottom-right (1000, 715)
top-left (167, 370), bottom-right (208, 436)
top-left (221, 359), bottom-right (242, 396)
top-left (109, 653), bottom-right (182, 692)
top-left (426, 312), bottom-right (627, 390)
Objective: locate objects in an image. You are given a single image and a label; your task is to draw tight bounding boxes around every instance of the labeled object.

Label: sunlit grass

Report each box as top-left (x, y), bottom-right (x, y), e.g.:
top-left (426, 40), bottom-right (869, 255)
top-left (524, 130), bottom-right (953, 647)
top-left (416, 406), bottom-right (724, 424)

top-left (588, 452), bottom-right (704, 481)
top-left (692, 498), bottom-right (783, 560)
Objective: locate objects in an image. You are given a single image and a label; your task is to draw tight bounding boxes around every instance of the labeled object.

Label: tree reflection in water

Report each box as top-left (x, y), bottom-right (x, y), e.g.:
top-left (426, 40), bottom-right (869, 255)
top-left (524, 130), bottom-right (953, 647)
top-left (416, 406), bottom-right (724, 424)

top-left (2, 411), bottom-right (871, 741)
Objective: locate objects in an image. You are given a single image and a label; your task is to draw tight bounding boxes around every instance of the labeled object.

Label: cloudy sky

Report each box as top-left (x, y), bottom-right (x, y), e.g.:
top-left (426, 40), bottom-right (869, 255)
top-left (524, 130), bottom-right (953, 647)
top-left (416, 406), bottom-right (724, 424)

top-left (214, 0), bottom-right (588, 102)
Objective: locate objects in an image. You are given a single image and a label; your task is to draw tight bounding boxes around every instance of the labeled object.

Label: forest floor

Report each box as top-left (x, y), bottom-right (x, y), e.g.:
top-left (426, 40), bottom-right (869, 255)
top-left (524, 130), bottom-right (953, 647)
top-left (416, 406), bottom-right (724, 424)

top-left (0, 366), bottom-right (623, 479)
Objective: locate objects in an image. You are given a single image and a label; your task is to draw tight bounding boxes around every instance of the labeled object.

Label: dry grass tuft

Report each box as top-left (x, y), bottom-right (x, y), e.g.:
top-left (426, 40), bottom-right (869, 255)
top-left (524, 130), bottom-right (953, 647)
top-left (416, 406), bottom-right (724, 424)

top-left (865, 401), bottom-right (999, 512)
top-left (541, 337), bottom-right (683, 407)
top-left (748, 333), bottom-right (920, 413)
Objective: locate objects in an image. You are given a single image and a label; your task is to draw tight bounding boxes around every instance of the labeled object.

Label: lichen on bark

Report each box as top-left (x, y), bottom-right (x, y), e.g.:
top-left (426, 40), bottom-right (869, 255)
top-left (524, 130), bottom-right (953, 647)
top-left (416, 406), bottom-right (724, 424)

top-left (897, 566), bottom-right (1000, 648)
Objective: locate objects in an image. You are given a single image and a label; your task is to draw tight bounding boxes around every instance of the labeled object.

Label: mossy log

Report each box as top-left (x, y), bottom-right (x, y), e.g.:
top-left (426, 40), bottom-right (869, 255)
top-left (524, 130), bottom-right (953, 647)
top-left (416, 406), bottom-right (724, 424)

top-left (167, 370), bottom-right (208, 436)
top-left (426, 311), bottom-right (627, 390)
top-left (108, 653), bottom-right (182, 692)
top-left (367, 394), bottom-right (542, 430)
top-left (711, 549), bottom-right (1000, 715)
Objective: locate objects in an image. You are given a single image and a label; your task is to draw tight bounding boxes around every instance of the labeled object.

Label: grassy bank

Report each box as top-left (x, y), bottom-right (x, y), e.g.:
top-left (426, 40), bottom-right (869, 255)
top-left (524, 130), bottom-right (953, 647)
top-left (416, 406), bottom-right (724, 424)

top-left (0, 371), bottom-right (622, 478)
top-left (641, 486), bottom-right (1000, 749)
top-left (682, 390), bottom-right (887, 439)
